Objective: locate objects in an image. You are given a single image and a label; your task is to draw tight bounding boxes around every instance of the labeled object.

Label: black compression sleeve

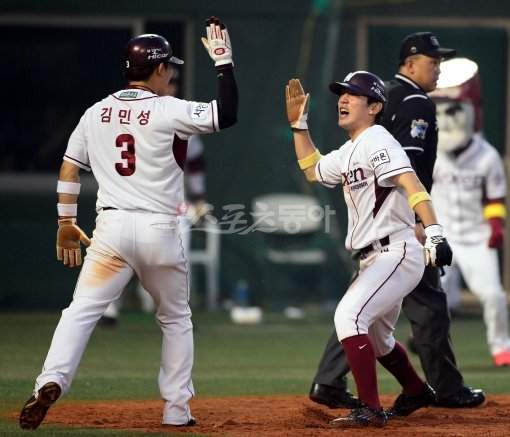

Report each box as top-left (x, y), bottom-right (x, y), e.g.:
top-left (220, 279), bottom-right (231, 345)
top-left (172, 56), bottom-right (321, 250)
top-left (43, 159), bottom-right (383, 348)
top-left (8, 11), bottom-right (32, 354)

top-left (216, 67), bottom-right (238, 130)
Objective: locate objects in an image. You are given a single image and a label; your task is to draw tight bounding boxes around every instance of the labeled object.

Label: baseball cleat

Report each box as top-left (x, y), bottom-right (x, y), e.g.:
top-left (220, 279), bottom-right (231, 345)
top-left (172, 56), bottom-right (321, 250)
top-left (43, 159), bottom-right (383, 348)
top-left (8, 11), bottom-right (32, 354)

top-left (164, 416), bottom-right (197, 427)
top-left (181, 416), bottom-right (197, 426)
top-left (330, 404), bottom-right (388, 428)
top-left (386, 382), bottom-right (436, 417)
top-left (19, 382), bottom-right (62, 430)
top-left (309, 383), bottom-right (361, 409)
top-left (493, 350), bottom-right (510, 366)
top-left (434, 386), bottom-right (485, 408)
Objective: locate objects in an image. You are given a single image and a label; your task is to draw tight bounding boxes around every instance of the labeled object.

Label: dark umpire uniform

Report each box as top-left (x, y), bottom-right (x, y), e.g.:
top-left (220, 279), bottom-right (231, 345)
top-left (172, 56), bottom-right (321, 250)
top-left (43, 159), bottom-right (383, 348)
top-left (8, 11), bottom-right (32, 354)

top-left (309, 32), bottom-right (485, 409)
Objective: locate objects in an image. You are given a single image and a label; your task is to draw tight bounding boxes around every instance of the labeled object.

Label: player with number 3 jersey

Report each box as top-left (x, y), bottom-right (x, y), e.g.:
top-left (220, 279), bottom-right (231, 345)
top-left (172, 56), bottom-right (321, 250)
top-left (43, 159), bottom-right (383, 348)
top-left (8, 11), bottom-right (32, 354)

top-left (20, 16), bottom-right (237, 430)
top-left (66, 87), bottom-right (216, 215)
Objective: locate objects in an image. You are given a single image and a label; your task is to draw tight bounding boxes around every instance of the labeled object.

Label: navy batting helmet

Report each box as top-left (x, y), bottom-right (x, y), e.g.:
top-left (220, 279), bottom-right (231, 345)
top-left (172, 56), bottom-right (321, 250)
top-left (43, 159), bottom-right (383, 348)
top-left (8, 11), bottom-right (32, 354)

top-left (329, 71), bottom-right (387, 105)
top-left (124, 34), bottom-right (184, 71)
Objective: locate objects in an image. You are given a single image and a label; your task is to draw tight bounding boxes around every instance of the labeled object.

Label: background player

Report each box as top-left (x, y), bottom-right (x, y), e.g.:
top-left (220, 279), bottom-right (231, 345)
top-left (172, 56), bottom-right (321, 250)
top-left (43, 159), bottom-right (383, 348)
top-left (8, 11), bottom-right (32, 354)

top-left (19, 16), bottom-right (237, 430)
top-left (309, 31), bottom-right (485, 413)
top-left (286, 71), bottom-right (452, 427)
top-left (101, 70), bottom-right (210, 324)
top-left (429, 57), bottom-right (510, 366)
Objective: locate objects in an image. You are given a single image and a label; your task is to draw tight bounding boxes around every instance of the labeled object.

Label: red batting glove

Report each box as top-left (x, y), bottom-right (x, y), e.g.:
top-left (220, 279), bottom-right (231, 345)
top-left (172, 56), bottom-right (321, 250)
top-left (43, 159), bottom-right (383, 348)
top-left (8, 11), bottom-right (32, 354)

top-left (488, 217), bottom-right (504, 248)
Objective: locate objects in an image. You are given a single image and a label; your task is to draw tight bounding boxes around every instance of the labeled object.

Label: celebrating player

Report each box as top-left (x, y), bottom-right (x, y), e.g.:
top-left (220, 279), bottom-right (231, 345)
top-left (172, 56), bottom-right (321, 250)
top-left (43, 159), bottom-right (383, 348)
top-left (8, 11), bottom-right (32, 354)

top-left (19, 16), bottom-right (237, 430)
top-left (430, 57), bottom-right (510, 366)
top-left (286, 71), bottom-right (452, 427)
top-left (100, 70), bottom-right (211, 325)
top-left (309, 32), bottom-right (485, 414)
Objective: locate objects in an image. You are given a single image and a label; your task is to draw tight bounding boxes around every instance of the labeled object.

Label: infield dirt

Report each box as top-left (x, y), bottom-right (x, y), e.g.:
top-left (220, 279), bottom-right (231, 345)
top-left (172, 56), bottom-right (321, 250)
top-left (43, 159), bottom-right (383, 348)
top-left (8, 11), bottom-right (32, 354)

top-left (12, 394), bottom-right (510, 436)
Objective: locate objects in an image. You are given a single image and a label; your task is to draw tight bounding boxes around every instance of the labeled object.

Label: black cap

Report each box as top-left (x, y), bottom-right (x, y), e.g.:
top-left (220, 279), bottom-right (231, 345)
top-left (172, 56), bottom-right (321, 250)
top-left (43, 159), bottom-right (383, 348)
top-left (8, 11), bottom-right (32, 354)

top-left (399, 32), bottom-right (456, 64)
top-left (329, 71), bottom-right (387, 104)
top-left (124, 34), bottom-right (184, 71)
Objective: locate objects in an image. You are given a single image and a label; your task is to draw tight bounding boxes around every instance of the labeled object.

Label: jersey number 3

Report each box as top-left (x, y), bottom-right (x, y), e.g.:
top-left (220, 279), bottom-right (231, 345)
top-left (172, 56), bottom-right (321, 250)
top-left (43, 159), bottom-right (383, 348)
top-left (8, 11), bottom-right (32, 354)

top-left (115, 134), bottom-right (136, 176)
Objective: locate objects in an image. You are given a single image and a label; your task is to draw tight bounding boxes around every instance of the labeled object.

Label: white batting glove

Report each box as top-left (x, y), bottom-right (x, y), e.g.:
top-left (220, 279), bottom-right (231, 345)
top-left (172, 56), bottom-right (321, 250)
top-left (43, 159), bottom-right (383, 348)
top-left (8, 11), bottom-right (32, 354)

top-left (286, 79), bottom-right (310, 130)
top-left (424, 224), bottom-right (453, 267)
top-left (56, 219), bottom-right (91, 268)
top-left (201, 16), bottom-right (233, 68)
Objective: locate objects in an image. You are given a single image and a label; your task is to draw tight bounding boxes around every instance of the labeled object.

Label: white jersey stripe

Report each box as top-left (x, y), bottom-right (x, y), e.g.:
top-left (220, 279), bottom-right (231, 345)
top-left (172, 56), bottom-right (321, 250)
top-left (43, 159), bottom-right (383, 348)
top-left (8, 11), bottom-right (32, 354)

top-left (402, 94), bottom-right (428, 102)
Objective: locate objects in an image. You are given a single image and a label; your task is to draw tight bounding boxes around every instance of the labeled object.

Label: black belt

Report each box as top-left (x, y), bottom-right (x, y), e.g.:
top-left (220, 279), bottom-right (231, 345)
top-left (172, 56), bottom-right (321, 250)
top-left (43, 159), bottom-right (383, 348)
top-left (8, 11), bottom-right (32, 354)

top-left (359, 235), bottom-right (390, 255)
top-left (101, 207), bottom-right (118, 211)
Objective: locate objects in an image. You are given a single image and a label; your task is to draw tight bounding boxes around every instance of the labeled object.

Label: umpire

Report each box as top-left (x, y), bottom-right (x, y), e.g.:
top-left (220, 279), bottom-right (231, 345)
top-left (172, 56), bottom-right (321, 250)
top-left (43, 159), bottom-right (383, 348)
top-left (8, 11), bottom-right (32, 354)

top-left (309, 32), bottom-right (485, 412)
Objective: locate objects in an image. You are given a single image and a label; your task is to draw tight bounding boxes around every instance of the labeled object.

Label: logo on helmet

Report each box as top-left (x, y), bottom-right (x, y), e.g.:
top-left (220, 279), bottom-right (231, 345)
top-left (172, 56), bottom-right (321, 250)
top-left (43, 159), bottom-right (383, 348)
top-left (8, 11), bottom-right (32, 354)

top-left (370, 82), bottom-right (386, 102)
top-left (147, 48), bottom-right (167, 60)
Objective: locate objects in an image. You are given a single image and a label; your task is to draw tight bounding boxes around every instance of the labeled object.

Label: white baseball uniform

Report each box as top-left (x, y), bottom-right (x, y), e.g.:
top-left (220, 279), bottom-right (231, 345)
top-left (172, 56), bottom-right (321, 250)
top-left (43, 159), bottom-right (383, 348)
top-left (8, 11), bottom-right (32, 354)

top-left (34, 88), bottom-right (218, 425)
top-left (103, 133), bottom-right (208, 316)
top-left (432, 132), bottom-right (510, 355)
top-left (316, 124), bottom-right (425, 355)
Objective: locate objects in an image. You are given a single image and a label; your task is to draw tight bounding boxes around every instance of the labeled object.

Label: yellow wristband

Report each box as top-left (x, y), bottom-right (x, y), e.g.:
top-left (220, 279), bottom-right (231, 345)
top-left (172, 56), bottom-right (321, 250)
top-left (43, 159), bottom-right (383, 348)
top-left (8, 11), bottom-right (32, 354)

top-left (484, 203), bottom-right (506, 219)
top-left (409, 191), bottom-right (431, 210)
top-left (298, 149), bottom-right (321, 170)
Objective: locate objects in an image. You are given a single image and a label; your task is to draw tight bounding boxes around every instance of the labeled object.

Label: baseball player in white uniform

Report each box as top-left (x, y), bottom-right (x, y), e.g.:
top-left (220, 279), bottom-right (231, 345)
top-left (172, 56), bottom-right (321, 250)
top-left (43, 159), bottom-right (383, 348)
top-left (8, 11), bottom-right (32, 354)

top-left (20, 16), bottom-right (238, 430)
top-left (286, 71), bottom-right (452, 427)
top-left (101, 71), bottom-right (211, 322)
top-left (101, 134), bottom-right (209, 320)
top-left (429, 57), bottom-right (510, 366)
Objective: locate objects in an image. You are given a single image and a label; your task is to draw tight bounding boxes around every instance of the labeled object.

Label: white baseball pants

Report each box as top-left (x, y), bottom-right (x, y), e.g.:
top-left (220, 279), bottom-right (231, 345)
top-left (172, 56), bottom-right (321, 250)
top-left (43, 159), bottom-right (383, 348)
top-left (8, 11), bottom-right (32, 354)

top-left (335, 228), bottom-right (425, 356)
top-left (34, 209), bottom-right (194, 425)
top-left (441, 241), bottom-right (510, 355)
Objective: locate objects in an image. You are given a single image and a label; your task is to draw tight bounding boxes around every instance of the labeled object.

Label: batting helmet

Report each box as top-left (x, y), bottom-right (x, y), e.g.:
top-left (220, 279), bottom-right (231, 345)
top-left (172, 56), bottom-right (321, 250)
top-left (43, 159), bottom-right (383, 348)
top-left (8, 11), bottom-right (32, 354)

top-left (124, 34), bottom-right (184, 71)
top-left (329, 71), bottom-right (387, 105)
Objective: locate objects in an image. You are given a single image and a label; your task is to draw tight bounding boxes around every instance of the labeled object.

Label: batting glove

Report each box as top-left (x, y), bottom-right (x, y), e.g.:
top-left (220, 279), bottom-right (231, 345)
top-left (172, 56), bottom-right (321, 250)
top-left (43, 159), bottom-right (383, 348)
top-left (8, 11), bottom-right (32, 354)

top-left (56, 219), bottom-right (91, 268)
top-left (424, 224), bottom-right (453, 267)
top-left (201, 16), bottom-right (233, 69)
top-left (286, 79), bottom-right (310, 130)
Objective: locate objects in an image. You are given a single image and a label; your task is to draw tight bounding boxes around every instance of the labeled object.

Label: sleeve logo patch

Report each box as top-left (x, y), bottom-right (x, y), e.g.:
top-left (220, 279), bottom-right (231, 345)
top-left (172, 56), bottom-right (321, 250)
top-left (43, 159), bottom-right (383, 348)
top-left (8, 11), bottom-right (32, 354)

top-left (369, 149), bottom-right (390, 169)
top-left (410, 119), bottom-right (429, 139)
top-left (191, 102), bottom-right (210, 120)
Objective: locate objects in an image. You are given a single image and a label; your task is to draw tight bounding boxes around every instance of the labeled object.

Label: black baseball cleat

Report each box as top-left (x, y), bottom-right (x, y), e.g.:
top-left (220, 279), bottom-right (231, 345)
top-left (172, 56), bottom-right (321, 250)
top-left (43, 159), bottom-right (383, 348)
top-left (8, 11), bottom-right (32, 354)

top-left (309, 383), bottom-right (361, 409)
top-left (434, 386), bottom-right (485, 408)
top-left (386, 382), bottom-right (436, 417)
top-left (164, 416), bottom-right (197, 427)
top-left (330, 404), bottom-right (388, 428)
top-left (19, 382), bottom-right (62, 430)
top-left (180, 416), bottom-right (197, 426)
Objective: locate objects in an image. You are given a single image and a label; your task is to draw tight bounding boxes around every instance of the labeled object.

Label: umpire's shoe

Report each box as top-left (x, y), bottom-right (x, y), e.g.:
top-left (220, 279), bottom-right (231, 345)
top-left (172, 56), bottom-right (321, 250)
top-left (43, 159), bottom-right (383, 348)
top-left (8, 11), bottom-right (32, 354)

top-left (309, 383), bottom-right (361, 409)
top-left (330, 404), bottom-right (388, 428)
top-left (434, 386), bottom-right (485, 408)
top-left (19, 382), bottom-right (61, 430)
top-left (386, 382), bottom-right (436, 417)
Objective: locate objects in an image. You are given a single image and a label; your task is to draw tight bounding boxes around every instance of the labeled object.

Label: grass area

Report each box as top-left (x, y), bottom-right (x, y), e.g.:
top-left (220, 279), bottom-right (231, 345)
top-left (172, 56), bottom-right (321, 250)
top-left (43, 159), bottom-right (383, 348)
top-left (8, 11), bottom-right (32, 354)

top-left (1, 309), bottom-right (507, 436)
